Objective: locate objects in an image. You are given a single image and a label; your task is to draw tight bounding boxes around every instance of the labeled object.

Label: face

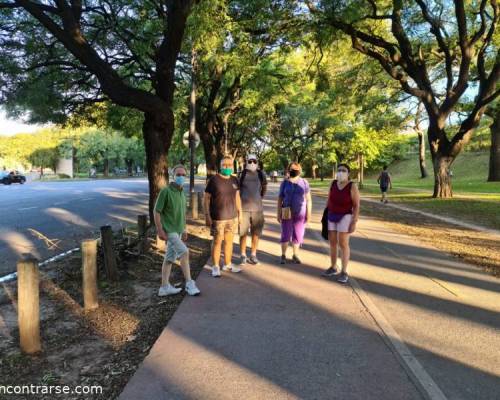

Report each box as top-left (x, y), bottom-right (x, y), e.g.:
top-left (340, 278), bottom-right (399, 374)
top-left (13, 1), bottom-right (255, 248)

top-left (289, 164), bottom-right (301, 177)
top-left (175, 168), bottom-right (187, 178)
top-left (221, 159), bottom-right (233, 169)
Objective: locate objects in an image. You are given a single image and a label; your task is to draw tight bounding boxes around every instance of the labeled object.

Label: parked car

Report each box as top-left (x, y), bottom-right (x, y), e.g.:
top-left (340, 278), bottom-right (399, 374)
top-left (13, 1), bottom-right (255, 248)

top-left (1, 170), bottom-right (27, 185)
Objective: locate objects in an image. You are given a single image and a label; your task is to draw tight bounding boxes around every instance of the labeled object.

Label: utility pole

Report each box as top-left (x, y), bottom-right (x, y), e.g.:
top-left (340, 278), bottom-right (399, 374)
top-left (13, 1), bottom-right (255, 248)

top-left (189, 49), bottom-right (197, 193)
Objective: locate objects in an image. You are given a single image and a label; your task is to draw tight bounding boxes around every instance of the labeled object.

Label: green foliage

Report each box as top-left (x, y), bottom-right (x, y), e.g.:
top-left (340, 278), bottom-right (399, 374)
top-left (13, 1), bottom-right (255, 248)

top-left (0, 126), bottom-right (145, 174)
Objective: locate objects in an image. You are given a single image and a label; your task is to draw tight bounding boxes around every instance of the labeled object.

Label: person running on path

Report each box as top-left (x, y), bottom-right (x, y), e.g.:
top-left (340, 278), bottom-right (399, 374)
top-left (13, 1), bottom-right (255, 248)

top-left (277, 162), bottom-right (312, 264)
top-left (322, 164), bottom-right (360, 284)
top-left (204, 156), bottom-right (242, 277)
top-left (377, 165), bottom-right (392, 203)
top-left (154, 165), bottom-right (201, 296)
top-left (238, 154), bottom-right (267, 265)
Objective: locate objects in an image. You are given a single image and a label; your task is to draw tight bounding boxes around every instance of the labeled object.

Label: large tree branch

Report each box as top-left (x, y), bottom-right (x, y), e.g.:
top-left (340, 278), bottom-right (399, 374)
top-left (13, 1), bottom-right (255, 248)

top-left (13, 0), bottom-right (165, 113)
top-left (414, 0), bottom-right (454, 95)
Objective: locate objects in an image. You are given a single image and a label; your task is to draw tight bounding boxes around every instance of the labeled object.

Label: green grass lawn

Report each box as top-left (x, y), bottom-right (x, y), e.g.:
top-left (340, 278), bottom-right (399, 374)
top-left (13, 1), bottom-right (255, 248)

top-left (308, 151), bottom-right (500, 230)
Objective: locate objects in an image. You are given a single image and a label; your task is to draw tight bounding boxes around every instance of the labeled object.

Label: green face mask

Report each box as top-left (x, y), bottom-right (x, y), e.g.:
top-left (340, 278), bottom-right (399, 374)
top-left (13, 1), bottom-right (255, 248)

top-left (220, 167), bottom-right (233, 176)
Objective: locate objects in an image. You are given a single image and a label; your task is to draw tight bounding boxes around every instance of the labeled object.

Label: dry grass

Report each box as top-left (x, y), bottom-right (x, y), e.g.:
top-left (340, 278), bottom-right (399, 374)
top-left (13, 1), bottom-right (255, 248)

top-left (361, 200), bottom-right (500, 276)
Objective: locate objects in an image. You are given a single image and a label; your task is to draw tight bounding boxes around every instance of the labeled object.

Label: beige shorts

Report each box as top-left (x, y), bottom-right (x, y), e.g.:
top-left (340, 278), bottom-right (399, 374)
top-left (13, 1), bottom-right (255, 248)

top-left (327, 214), bottom-right (352, 233)
top-left (211, 219), bottom-right (236, 238)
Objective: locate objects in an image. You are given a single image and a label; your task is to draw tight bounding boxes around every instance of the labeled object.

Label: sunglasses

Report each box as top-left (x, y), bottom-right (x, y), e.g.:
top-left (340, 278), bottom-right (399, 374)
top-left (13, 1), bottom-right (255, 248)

top-left (248, 160), bottom-right (257, 164)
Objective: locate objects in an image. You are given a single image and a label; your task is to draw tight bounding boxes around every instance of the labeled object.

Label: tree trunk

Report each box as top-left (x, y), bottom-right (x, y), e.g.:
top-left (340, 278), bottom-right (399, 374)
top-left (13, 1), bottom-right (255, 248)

top-left (488, 109), bottom-right (500, 181)
top-left (143, 112), bottom-right (172, 221)
top-left (417, 131), bottom-right (428, 178)
top-left (431, 153), bottom-right (453, 198)
top-left (126, 159), bottom-right (133, 176)
top-left (103, 158), bottom-right (109, 177)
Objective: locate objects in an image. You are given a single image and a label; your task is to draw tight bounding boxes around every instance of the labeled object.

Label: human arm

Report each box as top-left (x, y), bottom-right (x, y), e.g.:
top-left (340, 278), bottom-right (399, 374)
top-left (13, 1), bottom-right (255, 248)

top-left (277, 196), bottom-right (283, 222)
top-left (154, 211), bottom-right (167, 241)
top-left (154, 190), bottom-right (168, 240)
top-left (204, 192), bottom-right (212, 227)
top-left (389, 174), bottom-right (393, 189)
top-left (236, 190), bottom-right (242, 223)
top-left (349, 183), bottom-right (361, 233)
top-left (306, 191), bottom-right (312, 223)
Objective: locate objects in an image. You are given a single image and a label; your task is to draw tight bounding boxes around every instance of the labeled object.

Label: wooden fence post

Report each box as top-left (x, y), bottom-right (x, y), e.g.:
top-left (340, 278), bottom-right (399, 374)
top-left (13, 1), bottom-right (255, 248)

top-left (100, 225), bottom-right (118, 281)
top-left (17, 255), bottom-right (41, 354)
top-left (137, 214), bottom-right (149, 253)
top-left (82, 239), bottom-right (98, 310)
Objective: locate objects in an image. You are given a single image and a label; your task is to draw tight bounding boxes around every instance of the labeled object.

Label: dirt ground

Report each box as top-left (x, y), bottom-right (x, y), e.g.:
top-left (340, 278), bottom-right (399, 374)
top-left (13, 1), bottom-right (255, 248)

top-left (0, 220), bottom-right (211, 399)
top-left (360, 200), bottom-right (500, 276)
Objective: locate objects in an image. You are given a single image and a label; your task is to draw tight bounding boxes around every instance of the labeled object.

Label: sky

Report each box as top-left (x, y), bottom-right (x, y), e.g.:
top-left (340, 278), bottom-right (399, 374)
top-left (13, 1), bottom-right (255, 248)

top-left (0, 109), bottom-right (44, 136)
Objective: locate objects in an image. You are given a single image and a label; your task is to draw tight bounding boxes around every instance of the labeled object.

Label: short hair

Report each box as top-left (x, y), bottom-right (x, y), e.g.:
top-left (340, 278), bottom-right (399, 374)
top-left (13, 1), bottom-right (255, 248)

top-left (172, 164), bottom-right (186, 175)
top-left (337, 163), bottom-right (350, 172)
top-left (383, 165), bottom-right (388, 170)
top-left (220, 156), bottom-right (233, 164)
top-left (288, 161), bottom-right (301, 171)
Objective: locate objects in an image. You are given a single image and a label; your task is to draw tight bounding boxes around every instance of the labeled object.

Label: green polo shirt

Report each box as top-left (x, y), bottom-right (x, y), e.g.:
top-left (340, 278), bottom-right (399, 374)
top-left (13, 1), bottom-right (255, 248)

top-left (154, 183), bottom-right (186, 234)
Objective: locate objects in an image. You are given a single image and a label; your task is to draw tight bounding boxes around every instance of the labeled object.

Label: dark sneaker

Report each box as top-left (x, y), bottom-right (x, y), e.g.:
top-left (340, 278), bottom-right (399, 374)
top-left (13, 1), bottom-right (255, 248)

top-left (337, 273), bottom-right (349, 284)
top-left (292, 255), bottom-right (302, 264)
top-left (248, 255), bottom-right (259, 265)
top-left (280, 255), bottom-right (286, 264)
top-left (322, 266), bottom-right (339, 277)
top-left (240, 255), bottom-right (248, 265)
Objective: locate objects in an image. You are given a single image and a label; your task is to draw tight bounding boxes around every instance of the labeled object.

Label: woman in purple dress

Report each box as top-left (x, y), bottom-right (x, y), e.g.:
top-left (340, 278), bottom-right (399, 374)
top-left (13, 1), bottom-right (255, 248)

top-left (277, 162), bottom-right (312, 264)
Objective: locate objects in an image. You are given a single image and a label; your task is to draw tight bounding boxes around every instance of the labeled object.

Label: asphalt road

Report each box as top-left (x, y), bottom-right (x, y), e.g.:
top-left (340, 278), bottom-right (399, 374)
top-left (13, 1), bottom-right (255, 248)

top-left (0, 178), bottom-right (206, 276)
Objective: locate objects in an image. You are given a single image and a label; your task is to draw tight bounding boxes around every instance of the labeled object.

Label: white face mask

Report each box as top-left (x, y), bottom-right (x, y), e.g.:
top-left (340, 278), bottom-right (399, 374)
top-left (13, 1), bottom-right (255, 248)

top-left (246, 162), bottom-right (258, 172)
top-left (336, 171), bottom-right (348, 182)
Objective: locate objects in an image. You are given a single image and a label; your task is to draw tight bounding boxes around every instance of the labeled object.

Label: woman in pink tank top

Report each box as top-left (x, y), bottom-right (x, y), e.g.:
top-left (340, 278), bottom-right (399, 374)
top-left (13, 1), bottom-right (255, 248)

top-left (321, 163), bottom-right (360, 284)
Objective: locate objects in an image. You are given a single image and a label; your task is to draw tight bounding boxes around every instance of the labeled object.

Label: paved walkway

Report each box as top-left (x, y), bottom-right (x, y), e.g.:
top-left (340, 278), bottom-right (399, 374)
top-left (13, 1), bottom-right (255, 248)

top-left (119, 184), bottom-right (500, 400)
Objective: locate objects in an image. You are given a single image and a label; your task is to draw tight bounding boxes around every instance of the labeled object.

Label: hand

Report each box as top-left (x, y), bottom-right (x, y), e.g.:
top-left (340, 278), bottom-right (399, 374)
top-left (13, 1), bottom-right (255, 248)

top-left (205, 216), bottom-right (212, 228)
top-left (158, 229), bottom-right (168, 241)
top-left (181, 231), bottom-right (188, 242)
top-left (238, 212), bottom-right (243, 225)
top-left (348, 220), bottom-right (357, 234)
top-left (277, 213), bottom-right (282, 223)
top-left (306, 213), bottom-right (312, 223)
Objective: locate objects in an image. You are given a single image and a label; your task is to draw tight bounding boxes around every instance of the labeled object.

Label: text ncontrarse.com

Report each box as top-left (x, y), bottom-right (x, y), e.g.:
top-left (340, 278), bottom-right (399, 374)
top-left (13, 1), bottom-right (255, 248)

top-left (0, 385), bottom-right (103, 395)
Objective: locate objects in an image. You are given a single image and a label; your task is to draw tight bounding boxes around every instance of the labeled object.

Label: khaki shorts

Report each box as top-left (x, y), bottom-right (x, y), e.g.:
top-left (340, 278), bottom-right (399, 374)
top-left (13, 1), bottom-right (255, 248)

top-left (240, 211), bottom-right (265, 236)
top-left (211, 219), bottom-right (236, 238)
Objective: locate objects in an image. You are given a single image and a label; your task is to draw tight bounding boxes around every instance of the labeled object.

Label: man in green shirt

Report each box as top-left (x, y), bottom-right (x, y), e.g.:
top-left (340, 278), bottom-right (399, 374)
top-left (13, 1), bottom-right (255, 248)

top-left (154, 165), bottom-right (200, 296)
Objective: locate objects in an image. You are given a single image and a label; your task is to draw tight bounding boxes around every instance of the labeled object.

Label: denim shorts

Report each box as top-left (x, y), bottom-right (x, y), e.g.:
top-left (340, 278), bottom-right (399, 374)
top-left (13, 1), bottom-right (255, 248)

top-left (165, 232), bottom-right (188, 262)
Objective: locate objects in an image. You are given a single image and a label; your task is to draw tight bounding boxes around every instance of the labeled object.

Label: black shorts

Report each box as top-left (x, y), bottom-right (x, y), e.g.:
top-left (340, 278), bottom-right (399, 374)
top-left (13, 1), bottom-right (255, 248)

top-left (240, 211), bottom-right (265, 236)
top-left (380, 185), bottom-right (388, 193)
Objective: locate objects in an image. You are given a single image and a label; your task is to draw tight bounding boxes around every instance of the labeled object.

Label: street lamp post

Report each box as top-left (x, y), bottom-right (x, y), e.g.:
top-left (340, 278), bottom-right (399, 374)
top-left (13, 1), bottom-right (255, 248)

top-left (189, 49), bottom-right (197, 193)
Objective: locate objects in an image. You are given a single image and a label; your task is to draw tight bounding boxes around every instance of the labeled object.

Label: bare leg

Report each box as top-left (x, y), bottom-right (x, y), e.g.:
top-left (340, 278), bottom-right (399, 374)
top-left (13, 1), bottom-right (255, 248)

top-left (338, 233), bottom-right (351, 274)
top-left (212, 235), bottom-right (223, 267)
top-left (281, 242), bottom-right (288, 257)
top-left (179, 250), bottom-right (192, 281)
top-left (161, 261), bottom-right (173, 286)
top-left (251, 233), bottom-right (259, 256)
top-left (292, 243), bottom-right (300, 257)
top-left (328, 231), bottom-right (338, 268)
top-left (224, 230), bottom-right (234, 266)
top-left (239, 234), bottom-right (247, 257)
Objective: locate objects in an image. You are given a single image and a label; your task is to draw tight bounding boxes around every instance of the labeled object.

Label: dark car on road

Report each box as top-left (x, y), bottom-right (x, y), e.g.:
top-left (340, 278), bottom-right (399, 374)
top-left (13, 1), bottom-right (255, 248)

top-left (1, 170), bottom-right (27, 185)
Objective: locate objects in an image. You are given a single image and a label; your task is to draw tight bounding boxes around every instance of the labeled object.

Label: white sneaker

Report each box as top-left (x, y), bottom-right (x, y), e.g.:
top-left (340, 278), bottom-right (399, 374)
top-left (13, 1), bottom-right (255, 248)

top-left (211, 265), bottom-right (221, 278)
top-left (158, 284), bottom-right (182, 297)
top-left (185, 280), bottom-right (201, 296)
top-left (224, 264), bottom-right (242, 273)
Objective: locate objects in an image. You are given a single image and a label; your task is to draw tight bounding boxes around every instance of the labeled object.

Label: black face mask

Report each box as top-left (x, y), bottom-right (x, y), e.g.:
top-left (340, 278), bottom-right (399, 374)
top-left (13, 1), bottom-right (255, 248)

top-left (289, 170), bottom-right (300, 178)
